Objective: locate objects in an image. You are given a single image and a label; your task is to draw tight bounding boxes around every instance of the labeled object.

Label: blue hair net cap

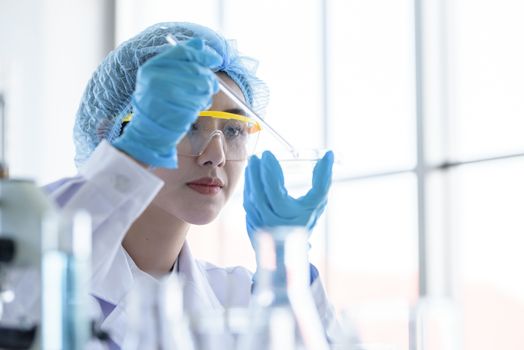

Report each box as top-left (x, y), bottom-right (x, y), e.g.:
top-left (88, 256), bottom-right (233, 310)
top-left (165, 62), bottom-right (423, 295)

top-left (74, 22), bottom-right (269, 168)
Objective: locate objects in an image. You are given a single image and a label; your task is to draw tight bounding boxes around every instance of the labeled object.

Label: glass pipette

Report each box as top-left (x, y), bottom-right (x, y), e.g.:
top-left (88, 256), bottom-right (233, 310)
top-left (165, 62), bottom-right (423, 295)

top-left (165, 34), bottom-right (299, 159)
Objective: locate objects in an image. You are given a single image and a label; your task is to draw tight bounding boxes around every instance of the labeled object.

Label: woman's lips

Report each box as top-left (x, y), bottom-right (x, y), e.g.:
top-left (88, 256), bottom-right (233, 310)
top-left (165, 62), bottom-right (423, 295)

top-left (187, 177), bottom-right (224, 195)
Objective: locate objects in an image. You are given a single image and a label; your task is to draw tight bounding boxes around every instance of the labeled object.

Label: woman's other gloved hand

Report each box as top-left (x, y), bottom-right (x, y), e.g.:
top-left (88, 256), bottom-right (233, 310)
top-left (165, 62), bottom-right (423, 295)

top-left (243, 150), bottom-right (334, 244)
top-left (243, 150), bottom-right (334, 284)
top-left (113, 38), bottom-right (221, 168)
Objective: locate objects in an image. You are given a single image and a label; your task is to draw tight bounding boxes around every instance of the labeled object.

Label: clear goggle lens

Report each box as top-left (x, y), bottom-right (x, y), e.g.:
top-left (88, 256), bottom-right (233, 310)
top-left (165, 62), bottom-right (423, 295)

top-left (176, 110), bottom-right (261, 161)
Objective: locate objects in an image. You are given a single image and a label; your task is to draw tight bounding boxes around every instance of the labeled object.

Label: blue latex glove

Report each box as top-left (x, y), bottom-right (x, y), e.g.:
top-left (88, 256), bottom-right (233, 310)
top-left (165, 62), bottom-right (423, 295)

top-left (113, 38), bottom-right (221, 168)
top-left (244, 150), bottom-right (334, 284)
top-left (244, 150), bottom-right (334, 239)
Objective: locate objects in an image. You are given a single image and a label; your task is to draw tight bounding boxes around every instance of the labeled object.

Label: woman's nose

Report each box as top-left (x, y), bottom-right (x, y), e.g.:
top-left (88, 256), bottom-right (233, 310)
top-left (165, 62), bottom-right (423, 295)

top-left (197, 134), bottom-right (226, 167)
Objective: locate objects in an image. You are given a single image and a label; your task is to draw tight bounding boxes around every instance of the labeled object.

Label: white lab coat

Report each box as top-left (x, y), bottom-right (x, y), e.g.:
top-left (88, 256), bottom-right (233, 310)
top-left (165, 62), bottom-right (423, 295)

top-left (6, 141), bottom-right (339, 348)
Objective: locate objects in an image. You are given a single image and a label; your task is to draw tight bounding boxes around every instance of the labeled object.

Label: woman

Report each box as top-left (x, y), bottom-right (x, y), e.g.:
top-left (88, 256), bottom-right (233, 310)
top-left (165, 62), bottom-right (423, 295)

top-left (45, 22), bottom-right (337, 348)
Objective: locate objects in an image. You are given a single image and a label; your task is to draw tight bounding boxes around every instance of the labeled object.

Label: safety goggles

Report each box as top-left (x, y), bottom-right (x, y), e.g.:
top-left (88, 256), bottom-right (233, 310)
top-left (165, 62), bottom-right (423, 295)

top-left (122, 110), bottom-right (261, 161)
top-left (178, 110), bottom-right (261, 160)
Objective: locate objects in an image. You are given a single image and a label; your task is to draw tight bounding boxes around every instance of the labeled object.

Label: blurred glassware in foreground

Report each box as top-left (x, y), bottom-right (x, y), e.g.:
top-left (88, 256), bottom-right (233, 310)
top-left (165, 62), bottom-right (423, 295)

top-left (411, 297), bottom-right (461, 350)
top-left (122, 273), bottom-right (194, 350)
top-left (243, 226), bottom-right (330, 350)
top-left (41, 210), bottom-right (93, 349)
top-left (335, 300), bottom-right (409, 350)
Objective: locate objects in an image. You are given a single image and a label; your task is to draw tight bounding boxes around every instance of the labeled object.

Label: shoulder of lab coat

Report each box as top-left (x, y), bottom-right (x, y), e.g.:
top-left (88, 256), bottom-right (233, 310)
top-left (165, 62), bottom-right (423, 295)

top-left (43, 140), bottom-right (164, 297)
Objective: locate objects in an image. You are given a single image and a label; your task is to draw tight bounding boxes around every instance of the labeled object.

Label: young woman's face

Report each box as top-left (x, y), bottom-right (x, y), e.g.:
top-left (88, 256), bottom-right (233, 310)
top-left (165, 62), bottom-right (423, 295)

top-left (150, 73), bottom-right (247, 224)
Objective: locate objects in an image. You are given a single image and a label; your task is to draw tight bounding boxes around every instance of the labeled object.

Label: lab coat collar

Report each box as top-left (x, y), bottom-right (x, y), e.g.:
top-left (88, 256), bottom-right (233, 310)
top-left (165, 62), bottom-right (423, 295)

top-left (90, 246), bottom-right (133, 306)
top-left (178, 241), bottom-right (224, 315)
top-left (96, 241), bottom-right (224, 347)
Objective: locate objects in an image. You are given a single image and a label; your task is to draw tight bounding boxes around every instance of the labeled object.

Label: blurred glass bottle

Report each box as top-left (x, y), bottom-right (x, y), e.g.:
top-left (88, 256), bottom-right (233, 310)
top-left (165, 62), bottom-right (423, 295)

top-left (41, 210), bottom-right (93, 350)
top-left (122, 273), bottom-right (194, 350)
top-left (243, 226), bottom-right (330, 350)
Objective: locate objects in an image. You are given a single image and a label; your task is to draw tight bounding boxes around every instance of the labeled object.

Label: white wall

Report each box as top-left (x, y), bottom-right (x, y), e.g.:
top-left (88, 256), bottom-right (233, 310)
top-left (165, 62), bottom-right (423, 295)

top-left (0, 0), bottom-right (114, 184)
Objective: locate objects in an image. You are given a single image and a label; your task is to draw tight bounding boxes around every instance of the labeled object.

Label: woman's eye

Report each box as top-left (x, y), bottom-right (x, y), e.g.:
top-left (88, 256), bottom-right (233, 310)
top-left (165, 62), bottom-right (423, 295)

top-left (224, 125), bottom-right (241, 138)
top-left (224, 124), bottom-right (246, 138)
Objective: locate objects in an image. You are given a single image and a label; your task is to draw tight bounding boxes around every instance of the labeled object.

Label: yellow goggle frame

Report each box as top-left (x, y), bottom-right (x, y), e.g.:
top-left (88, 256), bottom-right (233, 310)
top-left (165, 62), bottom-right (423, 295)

top-left (122, 110), bottom-right (262, 134)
